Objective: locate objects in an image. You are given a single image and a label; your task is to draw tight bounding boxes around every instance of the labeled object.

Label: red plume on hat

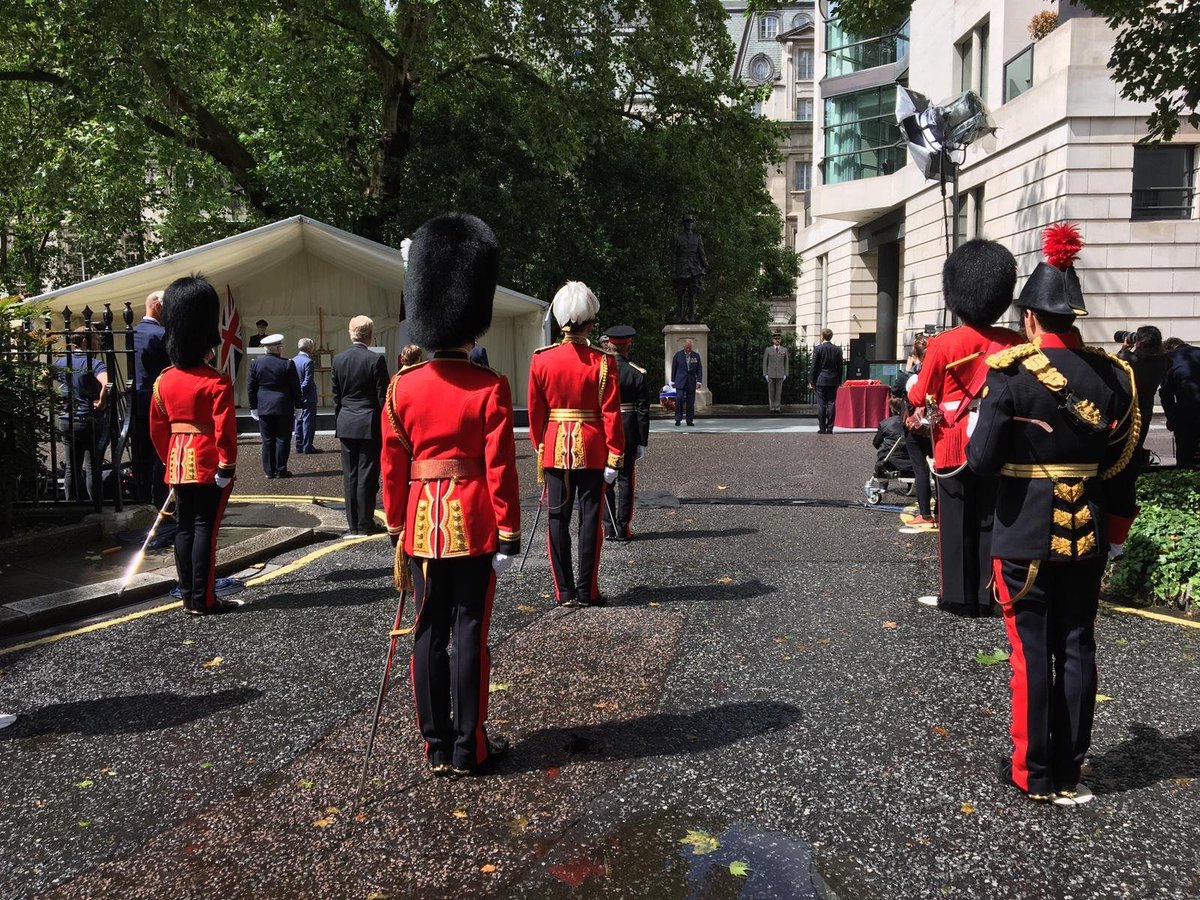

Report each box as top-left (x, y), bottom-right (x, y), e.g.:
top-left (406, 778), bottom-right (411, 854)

top-left (1042, 222), bottom-right (1083, 270)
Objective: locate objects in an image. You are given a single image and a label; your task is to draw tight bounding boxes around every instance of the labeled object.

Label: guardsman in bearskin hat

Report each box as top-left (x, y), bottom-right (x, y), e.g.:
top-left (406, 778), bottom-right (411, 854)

top-left (603, 325), bottom-right (650, 542)
top-left (528, 282), bottom-right (625, 606)
top-left (968, 224), bottom-right (1139, 805)
top-left (380, 213), bottom-right (522, 776)
top-left (150, 275), bottom-right (240, 615)
top-left (909, 239), bottom-right (1022, 617)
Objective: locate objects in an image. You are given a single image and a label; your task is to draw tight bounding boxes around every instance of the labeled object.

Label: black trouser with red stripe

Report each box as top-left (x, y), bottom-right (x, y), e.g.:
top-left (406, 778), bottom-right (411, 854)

top-left (934, 468), bottom-right (997, 614)
top-left (604, 457), bottom-right (636, 540)
top-left (545, 468), bottom-right (605, 604)
top-left (408, 554), bottom-right (496, 770)
top-left (996, 556), bottom-right (1104, 795)
top-left (174, 482), bottom-right (232, 611)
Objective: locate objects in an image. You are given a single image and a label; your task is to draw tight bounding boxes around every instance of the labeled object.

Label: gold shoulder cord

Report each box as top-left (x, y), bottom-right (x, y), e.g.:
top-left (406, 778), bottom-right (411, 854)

top-left (598, 353), bottom-right (609, 404)
top-left (986, 342), bottom-right (1037, 370)
top-left (1096, 351), bottom-right (1141, 480)
top-left (152, 373), bottom-right (168, 414)
top-left (384, 376), bottom-right (413, 455)
top-left (384, 375), bottom-right (414, 592)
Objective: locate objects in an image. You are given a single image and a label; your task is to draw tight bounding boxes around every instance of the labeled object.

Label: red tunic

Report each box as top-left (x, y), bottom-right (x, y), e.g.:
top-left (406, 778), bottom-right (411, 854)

top-left (150, 365), bottom-right (238, 484)
top-left (381, 356), bottom-right (521, 558)
top-left (527, 337), bottom-right (624, 471)
top-left (909, 324), bottom-right (1022, 469)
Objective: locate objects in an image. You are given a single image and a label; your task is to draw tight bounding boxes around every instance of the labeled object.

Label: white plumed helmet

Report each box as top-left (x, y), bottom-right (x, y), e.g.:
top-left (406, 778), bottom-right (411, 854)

top-left (550, 281), bottom-right (600, 329)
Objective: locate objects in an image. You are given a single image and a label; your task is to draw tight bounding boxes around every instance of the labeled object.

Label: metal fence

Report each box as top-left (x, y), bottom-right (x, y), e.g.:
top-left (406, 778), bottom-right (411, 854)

top-left (707, 341), bottom-right (848, 406)
top-left (1, 303), bottom-right (138, 512)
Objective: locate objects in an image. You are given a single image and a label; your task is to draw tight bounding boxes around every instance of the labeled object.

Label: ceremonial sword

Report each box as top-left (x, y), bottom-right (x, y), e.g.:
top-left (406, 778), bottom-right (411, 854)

top-left (519, 486), bottom-right (546, 573)
top-left (116, 488), bottom-right (176, 598)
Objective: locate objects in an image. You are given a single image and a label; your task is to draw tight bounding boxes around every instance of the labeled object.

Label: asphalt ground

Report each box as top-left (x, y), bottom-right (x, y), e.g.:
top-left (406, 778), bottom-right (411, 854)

top-left (0, 429), bottom-right (1198, 898)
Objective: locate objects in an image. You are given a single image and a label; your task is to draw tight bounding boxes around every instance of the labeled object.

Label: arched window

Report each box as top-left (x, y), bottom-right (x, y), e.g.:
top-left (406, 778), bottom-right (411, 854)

top-left (792, 13), bottom-right (812, 30)
top-left (759, 15), bottom-right (779, 40)
top-left (749, 53), bottom-right (775, 83)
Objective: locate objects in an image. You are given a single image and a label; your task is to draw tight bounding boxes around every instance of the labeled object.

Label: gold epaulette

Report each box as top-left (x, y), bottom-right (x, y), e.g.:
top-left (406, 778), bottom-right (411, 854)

top-left (396, 359), bottom-right (430, 376)
top-left (986, 342), bottom-right (1037, 370)
top-left (532, 343), bottom-right (558, 355)
top-left (468, 360), bottom-right (503, 378)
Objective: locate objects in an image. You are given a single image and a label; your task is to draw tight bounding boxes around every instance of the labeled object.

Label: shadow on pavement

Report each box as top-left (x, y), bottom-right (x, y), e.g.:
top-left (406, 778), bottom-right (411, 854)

top-left (0, 688), bottom-right (262, 739)
top-left (607, 578), bottom-right (775, 607)
top-left (629, 527), bottom-right (757, 543)
top-left (1089, 724), bottom-right (1200, 794)
top-left (503, 700), bottom-right (802, 774)
top-left (245, 586), bottom-right (392, 611)
top-left (323, 567), bottom-right (392, 583)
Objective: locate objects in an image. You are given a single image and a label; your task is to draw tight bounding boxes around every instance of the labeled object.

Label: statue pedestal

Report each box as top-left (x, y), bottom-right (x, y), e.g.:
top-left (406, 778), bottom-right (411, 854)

top-left (662, 323), bottom-right (712, 411)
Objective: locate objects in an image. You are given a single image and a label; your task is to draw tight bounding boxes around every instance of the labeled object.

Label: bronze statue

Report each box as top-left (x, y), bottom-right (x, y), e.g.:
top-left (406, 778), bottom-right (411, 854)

top-left (671, 214), bottom-right (708, 322)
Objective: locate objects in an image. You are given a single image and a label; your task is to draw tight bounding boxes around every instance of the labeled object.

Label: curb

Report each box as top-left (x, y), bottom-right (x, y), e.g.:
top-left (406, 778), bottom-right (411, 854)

top-left (0, 525), bottom-right (325, 640)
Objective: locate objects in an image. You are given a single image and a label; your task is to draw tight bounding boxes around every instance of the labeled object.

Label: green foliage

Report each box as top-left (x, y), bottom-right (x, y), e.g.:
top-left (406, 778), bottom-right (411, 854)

top-left (1106, 470), bottom-right (1200, 609)
top-left (0, 297), bottom-right (54, 536)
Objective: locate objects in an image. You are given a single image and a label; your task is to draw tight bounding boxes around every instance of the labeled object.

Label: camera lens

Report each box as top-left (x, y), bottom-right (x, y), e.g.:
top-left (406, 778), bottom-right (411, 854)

top-left (1113, 330), bottom-right (1132, 343)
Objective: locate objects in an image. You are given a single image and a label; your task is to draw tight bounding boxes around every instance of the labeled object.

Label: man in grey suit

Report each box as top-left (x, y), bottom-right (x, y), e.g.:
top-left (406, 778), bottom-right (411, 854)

top-left (762, 333), bottom-right (789, 413)
top-left (331, 316), bottom-right (390, 536)
top-left (293, 338), bottom-right (319, 454)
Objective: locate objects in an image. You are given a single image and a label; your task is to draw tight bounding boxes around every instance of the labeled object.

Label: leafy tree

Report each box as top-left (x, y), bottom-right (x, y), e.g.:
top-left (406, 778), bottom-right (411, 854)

top-left (818, 0), bottom-right (1200, 140)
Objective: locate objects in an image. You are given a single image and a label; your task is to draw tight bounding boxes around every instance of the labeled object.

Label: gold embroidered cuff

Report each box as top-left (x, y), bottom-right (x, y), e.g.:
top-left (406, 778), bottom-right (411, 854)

top-left (498, 529), bottom-right (520, 542)
top-left (387, 524), bottom-right (404, 535)
top-left (607, 452), bottom-right (623, 469)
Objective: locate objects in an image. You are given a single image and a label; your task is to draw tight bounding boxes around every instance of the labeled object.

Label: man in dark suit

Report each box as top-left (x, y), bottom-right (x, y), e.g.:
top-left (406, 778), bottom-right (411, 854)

top-left (332, 315), bottom-right (390, 535)
top-left (809, 328), bottom-right (843, 434)
top-left (248, 333), bottom-right (302, 478)
top-left (293, 338), bottom-right (320, 454)
top-left (1160, 340), bottom-right (1200, 469)
top-left (671, 339), bottom-right (702, 426)
top-left (604, 325), bottom-right (650, 540)
top-left (132, 290), bottom-right (170, 505)
top-left (248, 319), bottom-right (269, 348)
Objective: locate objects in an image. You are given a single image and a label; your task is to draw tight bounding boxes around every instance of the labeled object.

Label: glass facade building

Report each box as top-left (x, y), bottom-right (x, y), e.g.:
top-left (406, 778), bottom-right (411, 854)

top-left (824, 18), bottom-right (909, 78)
top-left (823, 86), bottom-right (907, 184)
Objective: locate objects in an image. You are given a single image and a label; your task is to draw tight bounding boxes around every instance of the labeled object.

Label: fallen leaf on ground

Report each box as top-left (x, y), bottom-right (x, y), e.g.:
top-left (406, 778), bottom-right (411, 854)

top-left (974, 648), bottom-right (1010, 666)
top-left (548, 858), bottom-right (606, 886)
top-left (648, 601), bottom-right (660, 607)
top-left (182, 640), bottom-right (194, 646)
top-left (509, 815), bottom-right (529, 835)
top-left (715, 576), bottom-right (734, 584)
top-left (593, 701), bottom-right (618, 711)
top-left (1095, 694), bottom-right (1113, 703)
top-left (546, 767), bottom-right (560, 779)
top-left (932, 726), bottom-right (949, 738)
top-left (480, 864), bottom-right (497, 874)
top-left (312, 817), bottom-right (335, 828)
top-left (729, 860), bottom-right (750, 877)
top-left (452, 808), bottom-right (468, 819)
top-left (75, 780), bottom-right (94, 788)
top-left (77, 821), bottom-right (91, 828)
top-left (516, 604), bottom-right (538, 613)
top-left (201, 656), bottom-right (223, 668)
top-left (324, 806), bottom-right (340, 814)
top-left (816, 638), bottom-right (831, 645)
top-left (883, 621), bottom-right (898, 629)
top-left (199, 762), bottom-right (213, 769)
top-left (489, 683), bottom-right (511, 693)
top-left (680, 829), bottom-right (719, 855)
top-left (717, 485), bottom-right (728, 490)
top-left (298, 779), bottom-right (314, 789)
top-left (539, 592), bottom-right (551, 599)
top-left (366, 892), bottom-right (387, 900)
top-left (1114, 638), bottom-right (1129, 646)
top-left (960, 802), bottom-right (976, 815)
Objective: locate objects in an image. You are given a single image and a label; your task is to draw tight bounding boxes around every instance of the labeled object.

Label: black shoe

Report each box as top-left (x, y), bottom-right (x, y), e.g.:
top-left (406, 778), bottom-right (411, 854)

top-left (686, 422), bottom-right (694, 426)
top-left (450, 736), bottom-right (510, 776)
top-left (585, 595), bottom-right (607, 608)
top-left (604, 530), bottom-right (616, 540)
top-left (997, 756), bottom-right (1055, 803)
top-left (266, 473), bottom-right (278, 479)
top-left (561, 596), bottom-right (587, 608)
top-left (207, 598), bottom-right (242, 615)
top-left (277, 470), bottom-right (293, 479)
top-left (674, 421), bottom-right (681, 427)
top-left (429, 753), bottom-right (453, 777)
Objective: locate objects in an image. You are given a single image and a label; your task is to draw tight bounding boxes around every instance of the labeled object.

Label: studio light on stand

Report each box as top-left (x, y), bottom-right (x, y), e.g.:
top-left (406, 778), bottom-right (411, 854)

top-left (896, 86), bottom-right (996, 326)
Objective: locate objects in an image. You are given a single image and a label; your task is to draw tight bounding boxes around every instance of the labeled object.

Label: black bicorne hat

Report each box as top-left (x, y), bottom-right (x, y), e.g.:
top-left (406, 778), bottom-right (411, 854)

top-left (1018, 223), bottom-right (1088, 318)
top-left (163, 275), bottom-right (221, 369)
top-left (404, 214), bottom-right (499, 350)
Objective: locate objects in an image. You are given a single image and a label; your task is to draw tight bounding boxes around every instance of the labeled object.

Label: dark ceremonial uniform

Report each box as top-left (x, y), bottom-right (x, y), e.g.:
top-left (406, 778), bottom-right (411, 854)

top-left (150, 365), bottom-right (237, 613)
top-left (604, 332), bottom-right (650, 540)
top-left (380, 353), bottom-right (521, 771)
top-left (528, 335), bottom-right (624, 604)
top-left (909, 323), bottom-right (1021, 615)
top-left (248, 352), bottom-right (302, 477)
top-left (968, 333), bottom-right (1139, 797)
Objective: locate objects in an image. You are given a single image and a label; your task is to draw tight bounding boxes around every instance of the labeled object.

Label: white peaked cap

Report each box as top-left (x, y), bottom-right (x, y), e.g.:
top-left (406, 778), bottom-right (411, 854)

top-left (550, 281), bottom-right (599, 328)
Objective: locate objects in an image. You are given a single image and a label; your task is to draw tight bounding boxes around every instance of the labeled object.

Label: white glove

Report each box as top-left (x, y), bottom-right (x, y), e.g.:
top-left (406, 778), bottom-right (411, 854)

top-left (250, 409), bottom-right (260, 421)
top-left (1108, 542), bottom-right (1124, 560)
top-left (492, 552), bottom-right (514, 576)
top-left (636, 445), bottom-right (646, 462)
top-left (603, 466), bottom-right (618, 484)
top-left (215, 473), bottom-right (233, 489)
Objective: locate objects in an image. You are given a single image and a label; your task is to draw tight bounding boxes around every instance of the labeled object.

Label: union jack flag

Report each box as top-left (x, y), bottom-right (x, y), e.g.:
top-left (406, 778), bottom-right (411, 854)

top-left (218, 285), bottom-right (244, 379)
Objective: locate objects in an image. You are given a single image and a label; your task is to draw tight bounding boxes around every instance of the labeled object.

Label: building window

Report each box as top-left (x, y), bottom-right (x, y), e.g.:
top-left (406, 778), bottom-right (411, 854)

top-left (958, 37), bottom-right (973, 93)
top-left (957, 20), bottom-right (989, 100)
top-left (979, 23), bottom-right (989, 101)
top-left (796, 97), bottom-right (814, 121)
top-left (953, 187), bottom-right (985, 242)
top-left (797, 48), bottom-right (814, 80)
top-left (1132, 145), bottom-right (1196, 221)
top-left (794, 160), bottom-right (812, 191)
top-left (749, 53), bottom-right (775, 83)
top-left (1003, 44), bottom-right (1034, 101)
top-left (825, 17), bottom-right (909, 78)
top-left (751, 99), bottom-right (764, 117)
top-left (792, 13), bottom-right (811, 30)
top-left (823, 85), bottom-right (907, 184)
top-left (816, 255), bottom-right (827, 326)
top-left (760, 15), bottom-right (779, 40)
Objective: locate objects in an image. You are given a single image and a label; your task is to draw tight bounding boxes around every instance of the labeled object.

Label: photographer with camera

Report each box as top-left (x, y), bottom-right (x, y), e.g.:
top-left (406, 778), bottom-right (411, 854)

top-left (1115, 326), bottom-right (1167, 470)
top-left (1160, 337), bottom-right (1200, 469)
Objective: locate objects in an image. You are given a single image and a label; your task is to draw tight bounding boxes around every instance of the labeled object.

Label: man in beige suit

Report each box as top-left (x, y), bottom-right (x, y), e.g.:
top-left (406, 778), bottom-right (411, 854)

top-left (762, 333), bottom-right (789, 413)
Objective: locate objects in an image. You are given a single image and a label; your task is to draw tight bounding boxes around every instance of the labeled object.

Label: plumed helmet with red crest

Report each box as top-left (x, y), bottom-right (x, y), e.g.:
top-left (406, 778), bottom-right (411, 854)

top-left (1018, 223), bottom-right (1088, 318)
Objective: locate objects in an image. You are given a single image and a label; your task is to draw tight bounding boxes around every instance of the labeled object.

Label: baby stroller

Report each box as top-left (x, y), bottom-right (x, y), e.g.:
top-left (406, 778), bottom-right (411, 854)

top-left (864, 423), bottom-right (917, 505)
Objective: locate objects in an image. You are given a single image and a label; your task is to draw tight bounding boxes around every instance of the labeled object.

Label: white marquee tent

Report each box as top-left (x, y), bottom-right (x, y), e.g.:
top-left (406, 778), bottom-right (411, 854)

top-left (29, 216), bottom-right (549, 406)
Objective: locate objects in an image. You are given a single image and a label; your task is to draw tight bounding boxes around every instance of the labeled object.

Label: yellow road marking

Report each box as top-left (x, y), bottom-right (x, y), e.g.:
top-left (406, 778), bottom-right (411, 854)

top-left (1102, 601), bottom-right (1200, 630)
top-left (244, 534), bottom-right (386, 587)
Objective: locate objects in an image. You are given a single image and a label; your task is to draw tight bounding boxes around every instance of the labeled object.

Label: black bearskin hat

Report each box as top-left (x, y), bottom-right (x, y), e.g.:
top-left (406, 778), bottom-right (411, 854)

top-left (1018, 223), bottom-right (1088, 319)
top-left (163, 275), bottom-right (221, 369)
top-left (404, 213), bottom-right (499, 350)
top-left (941, 238), bottom-right (1017, 327)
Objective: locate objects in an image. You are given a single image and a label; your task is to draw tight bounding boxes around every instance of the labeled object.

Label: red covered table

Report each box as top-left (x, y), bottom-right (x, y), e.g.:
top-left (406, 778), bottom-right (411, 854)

top-left (832, 382), bottom-right (890, 431)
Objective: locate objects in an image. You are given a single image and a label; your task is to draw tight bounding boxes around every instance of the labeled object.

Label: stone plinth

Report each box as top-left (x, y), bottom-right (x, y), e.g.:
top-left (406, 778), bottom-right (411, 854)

top-left (662, 323), bottom-right (712, 411)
